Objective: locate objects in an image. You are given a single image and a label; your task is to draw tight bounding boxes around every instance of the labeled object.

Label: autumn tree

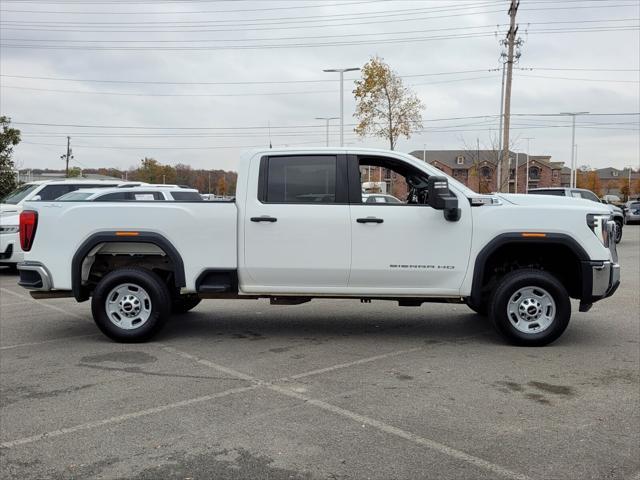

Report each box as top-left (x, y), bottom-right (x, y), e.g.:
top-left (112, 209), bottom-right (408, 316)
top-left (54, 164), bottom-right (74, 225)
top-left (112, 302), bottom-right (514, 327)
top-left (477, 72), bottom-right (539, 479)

top-left (353, 56), bottom-right (424, 150)
top-left (0, 116), bottom-right (21, 197)
top-left (576, 169), bottom-right (602, 196)
top-left (67, 166), bottom-right (82, 178)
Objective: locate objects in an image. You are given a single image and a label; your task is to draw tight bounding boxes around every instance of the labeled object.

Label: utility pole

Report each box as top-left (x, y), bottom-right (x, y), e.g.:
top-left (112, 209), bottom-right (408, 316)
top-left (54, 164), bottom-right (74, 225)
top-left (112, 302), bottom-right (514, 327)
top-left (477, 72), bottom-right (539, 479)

top-left (323, 67), bottom-right (360, 147)
top-left (500, 0), bottom-right (522, 193)
top-left (315, 117), bottom-right (339, 146)
top-left (496, 57), bottom-right (506, 191)
top-left (561, 112), bottom-right (589, 188)
top-left (524, 137), bottom-right (534, 193)
top-left (60, 136), bottom-right (73, 177)
top-left (208, 172), bottom-right (211, 194)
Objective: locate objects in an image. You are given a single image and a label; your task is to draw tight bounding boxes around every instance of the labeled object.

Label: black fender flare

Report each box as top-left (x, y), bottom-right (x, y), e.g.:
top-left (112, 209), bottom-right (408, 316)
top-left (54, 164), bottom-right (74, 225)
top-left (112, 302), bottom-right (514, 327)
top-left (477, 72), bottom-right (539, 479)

top-left (71, 231), bottom-right (185, 301)
top-left (469, 232), bottom-right (590, 307)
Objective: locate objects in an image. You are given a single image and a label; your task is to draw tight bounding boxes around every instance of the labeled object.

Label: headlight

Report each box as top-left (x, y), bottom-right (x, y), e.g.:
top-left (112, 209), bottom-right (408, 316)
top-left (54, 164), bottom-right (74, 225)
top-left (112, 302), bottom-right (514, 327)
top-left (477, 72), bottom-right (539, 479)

top-left (0, 225), bottom-right (19, 234)
top-left (586, 214), bottom-right (611, 247)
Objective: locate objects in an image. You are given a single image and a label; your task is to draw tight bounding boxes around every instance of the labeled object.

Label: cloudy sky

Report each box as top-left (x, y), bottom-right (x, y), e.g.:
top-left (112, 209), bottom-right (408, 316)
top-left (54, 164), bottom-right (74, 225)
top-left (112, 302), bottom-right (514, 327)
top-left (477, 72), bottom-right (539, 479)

top-left (1, 0), bottom-right (638, 172)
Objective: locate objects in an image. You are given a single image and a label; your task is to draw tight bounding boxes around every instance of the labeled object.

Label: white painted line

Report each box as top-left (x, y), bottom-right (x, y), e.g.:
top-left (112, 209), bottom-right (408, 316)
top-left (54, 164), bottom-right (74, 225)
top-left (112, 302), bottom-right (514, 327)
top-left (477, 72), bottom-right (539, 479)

top-left (158, 346), bottom-right (533, 480)
top-left (0, 288), bottom-right (88, 322)
top-left (0, 334), bottom-right (101, 351)
top-left (268, 384), bottom-right (532, 480)
top-left (288, 347), bottom-right (422, 380)
top-left (0, 384), bottom-right (257, 449)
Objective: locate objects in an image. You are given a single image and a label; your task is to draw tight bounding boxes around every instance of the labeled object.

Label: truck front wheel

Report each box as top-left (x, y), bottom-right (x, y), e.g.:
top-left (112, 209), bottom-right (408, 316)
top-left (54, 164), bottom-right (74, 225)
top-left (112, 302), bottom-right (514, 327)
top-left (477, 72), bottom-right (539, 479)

top-left (489, 269), bottom-right (571, 346)
top-left (91, 267), bottom-right (171, 342)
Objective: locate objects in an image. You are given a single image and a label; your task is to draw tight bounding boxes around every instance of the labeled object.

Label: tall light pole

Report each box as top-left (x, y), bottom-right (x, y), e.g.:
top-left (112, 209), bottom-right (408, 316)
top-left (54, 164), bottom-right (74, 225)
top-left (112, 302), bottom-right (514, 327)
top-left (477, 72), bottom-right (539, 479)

top-left (523, 137), bottom-right (534, 193)
top-left (560, 112), bottom-right (589, 188)
top-left (315, 117), bottom-right (339, 147)
top-left (323, 67), bottom-right (360, 147)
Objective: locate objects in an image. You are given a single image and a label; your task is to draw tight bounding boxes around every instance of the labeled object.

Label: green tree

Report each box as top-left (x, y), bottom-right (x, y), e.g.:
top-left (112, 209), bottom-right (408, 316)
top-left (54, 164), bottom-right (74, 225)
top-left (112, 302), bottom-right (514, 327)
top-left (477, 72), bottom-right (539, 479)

top-left (0, 116), bottom-right (22, 198)
top-left (67, 166), bottom-right (82, 178)
top-left (353, 56), bottom-right (424, 150)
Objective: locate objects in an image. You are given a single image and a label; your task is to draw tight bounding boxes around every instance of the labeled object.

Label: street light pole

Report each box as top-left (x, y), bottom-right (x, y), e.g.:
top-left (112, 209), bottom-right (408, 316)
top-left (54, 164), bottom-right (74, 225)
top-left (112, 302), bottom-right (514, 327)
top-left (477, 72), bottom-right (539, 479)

top-left (315, 117), bottom-right (339, 146)
top-left (560, 112), bottom-right (589, 188)
top-left (323, 67), bottom-right (360, 147)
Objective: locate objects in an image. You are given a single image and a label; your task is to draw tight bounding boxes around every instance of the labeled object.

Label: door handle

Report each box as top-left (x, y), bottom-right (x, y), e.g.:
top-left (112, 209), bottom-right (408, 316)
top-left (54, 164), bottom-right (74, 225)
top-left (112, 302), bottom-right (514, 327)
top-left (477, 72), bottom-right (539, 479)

top-left (356, 217), bottom-right (384, 224)
top-left (251, 216), bottom-right (277, 223)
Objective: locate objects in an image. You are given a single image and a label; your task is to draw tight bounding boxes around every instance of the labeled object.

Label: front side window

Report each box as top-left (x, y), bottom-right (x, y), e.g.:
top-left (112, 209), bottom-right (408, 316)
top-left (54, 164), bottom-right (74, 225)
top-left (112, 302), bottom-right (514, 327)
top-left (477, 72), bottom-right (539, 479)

top-left (171, 191), bottom-right (203, 201)
top-left (579, 190), bottom-right (600, 203)
top-left (358, 157), bottom-right (431, 205)
top-left (265, 156), bottom-right (336, 203)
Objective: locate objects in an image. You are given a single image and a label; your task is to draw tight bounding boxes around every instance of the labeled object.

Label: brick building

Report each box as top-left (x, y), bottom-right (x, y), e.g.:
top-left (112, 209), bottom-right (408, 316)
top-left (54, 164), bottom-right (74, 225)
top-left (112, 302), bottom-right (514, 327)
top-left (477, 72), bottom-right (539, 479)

top-left (409, 150), bottom-right (562, 193)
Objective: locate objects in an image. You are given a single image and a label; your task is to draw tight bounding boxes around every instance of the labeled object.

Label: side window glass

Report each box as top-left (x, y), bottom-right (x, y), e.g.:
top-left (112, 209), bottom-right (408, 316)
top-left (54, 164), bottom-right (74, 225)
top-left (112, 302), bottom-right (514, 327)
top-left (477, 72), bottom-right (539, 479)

top-left (359, 158), bottom-right (429, 205)
top-left (265, 156), bottom-right (336, 203)
top-left (571, 191), bottom-right (582, 199)
top-left (38, 185), bottom-right (73, 200)
top-left (580, 191), bottom-right (599, 202)
top-left (132, 192), bottom-right (163, 201)
top-left (95, 192), bottom-right (128, 201)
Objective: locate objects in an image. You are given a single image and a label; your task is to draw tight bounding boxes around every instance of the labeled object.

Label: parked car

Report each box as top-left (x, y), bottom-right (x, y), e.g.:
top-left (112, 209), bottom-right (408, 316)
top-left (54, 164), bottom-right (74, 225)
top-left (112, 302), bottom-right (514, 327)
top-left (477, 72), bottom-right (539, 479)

top-left (362, 193), bottom-right (402, 204)
top-left (624, 200), bottom-right (640, 224)
top-left (1, 179), bottom-right (134, 269)
top-left (57, 185), bottom-right (203, 202)
top-left (17, 148), bottom-right (619, 346)
top-left (529, 188), bottom-right (624, 243)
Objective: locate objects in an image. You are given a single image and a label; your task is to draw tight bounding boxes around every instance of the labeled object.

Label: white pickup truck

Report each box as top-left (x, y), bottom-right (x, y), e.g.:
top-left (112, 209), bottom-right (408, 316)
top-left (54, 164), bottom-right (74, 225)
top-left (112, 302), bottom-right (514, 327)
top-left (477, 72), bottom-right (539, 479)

top-left (17, 148), bottom-right (620, 346)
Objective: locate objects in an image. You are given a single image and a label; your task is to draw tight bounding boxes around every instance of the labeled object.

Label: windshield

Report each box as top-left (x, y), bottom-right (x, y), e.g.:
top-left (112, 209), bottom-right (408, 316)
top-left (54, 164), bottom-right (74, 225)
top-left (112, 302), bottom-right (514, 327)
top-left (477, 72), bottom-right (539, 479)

top-left (57, 192), bottom-right (94, 201)
top-left (0, 184), bottom-right (40, 204)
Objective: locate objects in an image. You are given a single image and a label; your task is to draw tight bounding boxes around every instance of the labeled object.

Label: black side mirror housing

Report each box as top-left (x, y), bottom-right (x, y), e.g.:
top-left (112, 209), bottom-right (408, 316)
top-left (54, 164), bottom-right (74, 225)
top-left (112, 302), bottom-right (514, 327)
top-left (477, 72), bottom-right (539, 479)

top-left (427, 176), bottom-right (461, 222)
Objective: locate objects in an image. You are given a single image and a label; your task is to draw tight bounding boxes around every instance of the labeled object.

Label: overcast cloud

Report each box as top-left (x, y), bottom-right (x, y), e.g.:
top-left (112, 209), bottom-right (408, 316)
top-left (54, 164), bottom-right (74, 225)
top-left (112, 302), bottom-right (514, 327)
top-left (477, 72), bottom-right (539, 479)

top-left (1, 0), bottom-right (638, 172)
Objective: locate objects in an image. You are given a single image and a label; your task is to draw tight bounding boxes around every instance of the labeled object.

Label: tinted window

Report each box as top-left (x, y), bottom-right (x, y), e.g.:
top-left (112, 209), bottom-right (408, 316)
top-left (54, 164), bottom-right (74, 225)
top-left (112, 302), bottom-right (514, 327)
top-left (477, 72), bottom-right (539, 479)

top-left (95, 192), bottom-right (129, 201)
top-left (532, 190), bottom-right (565, 196)
top-left (266, 156), bottom-right (336, 203)
top-left (38, 185), bottom-right (75, 200)
top-left (171, 191), bottom-right (203, 201)
top-left (579, 191), bottom-right (600, 203)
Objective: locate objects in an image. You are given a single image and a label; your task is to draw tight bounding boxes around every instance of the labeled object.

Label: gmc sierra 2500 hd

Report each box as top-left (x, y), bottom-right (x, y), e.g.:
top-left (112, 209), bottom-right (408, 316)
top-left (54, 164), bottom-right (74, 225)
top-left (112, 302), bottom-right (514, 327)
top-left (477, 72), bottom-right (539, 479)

top-left (16, 148), bottom-right (620, 346)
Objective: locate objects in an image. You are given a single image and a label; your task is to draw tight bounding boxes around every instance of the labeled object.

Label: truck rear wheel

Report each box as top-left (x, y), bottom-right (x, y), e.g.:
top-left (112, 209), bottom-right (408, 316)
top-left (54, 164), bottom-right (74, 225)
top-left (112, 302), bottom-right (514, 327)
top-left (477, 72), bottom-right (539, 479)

top-left (91, 267), bottom-right (171, 342)
top-left (489, 269), bottom-right (571, 346)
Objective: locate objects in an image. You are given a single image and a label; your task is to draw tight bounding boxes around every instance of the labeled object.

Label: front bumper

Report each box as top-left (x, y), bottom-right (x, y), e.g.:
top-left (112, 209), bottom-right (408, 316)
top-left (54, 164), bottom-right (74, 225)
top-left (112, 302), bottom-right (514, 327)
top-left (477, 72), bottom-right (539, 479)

top-left (579, 260), bottom-right (620, 311)
top-left (17, 262), bottom-right (53, 291)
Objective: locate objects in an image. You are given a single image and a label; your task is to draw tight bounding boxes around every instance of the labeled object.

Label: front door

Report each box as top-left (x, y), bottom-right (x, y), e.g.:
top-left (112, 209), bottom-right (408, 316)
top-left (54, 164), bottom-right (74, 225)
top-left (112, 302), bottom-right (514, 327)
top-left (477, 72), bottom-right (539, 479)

top-left (348, 155), bottom-right (472, 296)
top-left (242, 154), bottom-right (351, 293)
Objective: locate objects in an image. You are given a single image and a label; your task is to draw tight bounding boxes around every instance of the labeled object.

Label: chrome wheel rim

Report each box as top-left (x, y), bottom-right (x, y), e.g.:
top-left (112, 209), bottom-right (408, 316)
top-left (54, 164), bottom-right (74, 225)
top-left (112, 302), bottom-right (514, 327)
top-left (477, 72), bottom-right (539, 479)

top-left (105, 283), bottom-right (152, 330)
top-left (507, 286), bottom-right (556, 334)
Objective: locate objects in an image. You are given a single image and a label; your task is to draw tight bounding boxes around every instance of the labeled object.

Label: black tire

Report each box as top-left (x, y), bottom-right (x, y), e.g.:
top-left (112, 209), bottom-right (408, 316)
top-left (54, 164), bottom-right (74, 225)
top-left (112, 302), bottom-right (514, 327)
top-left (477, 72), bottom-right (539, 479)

top-left (466, 299), bottom-right (488, 316)
top-left (91, 267), bottom-right (171, 342)
top-left (171, 293), bottom-right (202, 314)
top-left (489, 269), bottom-right (571, 347)
top-left (614, 219), bottom-right (623, 243)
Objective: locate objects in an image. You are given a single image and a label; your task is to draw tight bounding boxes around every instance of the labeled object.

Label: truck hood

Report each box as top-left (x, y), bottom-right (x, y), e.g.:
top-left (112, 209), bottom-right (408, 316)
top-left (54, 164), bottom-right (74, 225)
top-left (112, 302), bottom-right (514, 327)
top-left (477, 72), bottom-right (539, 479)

top-left (496, 193), bottom-right (610, 214)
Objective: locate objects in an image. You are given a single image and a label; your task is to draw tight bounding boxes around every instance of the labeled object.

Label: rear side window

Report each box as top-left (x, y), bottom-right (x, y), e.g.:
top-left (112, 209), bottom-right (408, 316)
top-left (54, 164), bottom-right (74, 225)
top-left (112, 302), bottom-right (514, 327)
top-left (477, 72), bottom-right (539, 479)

top-left (36, 184), bottom-right (119, 200)
top-left (532, 189), bottom-right (565, 196)
top-left (95, 192), bottom-right (164, 201)
top-left (171, 191), bottom-right (202, 201)
top-left (263, 156), bottom-right (337, 203)
top-left (95, 192), bottom-right (129, 201)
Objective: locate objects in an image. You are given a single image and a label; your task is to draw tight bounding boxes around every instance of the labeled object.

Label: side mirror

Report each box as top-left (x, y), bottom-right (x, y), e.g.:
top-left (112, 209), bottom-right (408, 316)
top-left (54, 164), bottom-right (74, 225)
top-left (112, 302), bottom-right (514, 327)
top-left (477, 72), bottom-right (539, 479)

top-left (427, 176), bottom-right (461, 222)
top-left (31, 195), bottom-right (42, 201)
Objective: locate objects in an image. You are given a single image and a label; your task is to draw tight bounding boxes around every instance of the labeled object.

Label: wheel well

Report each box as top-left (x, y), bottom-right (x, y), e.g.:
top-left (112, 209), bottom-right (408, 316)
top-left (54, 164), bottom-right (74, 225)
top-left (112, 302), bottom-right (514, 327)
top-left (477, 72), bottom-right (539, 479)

top-left (473, 241), bottom-right (584, 303)
top-left (72, 232), bottom-right (185, 301)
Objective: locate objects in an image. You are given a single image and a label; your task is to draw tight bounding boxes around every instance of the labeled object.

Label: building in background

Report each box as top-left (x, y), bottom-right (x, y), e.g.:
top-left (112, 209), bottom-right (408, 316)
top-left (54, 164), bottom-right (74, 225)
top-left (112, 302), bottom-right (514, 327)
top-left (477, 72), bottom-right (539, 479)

top-left (409, 150), bottom-right (562, 193)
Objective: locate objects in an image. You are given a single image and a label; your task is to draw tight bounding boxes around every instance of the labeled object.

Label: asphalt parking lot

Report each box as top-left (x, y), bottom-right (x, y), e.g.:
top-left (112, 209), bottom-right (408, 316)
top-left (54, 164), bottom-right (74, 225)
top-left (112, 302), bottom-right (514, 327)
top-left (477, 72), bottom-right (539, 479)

top-left (1, 226), bottom-right (638, 480)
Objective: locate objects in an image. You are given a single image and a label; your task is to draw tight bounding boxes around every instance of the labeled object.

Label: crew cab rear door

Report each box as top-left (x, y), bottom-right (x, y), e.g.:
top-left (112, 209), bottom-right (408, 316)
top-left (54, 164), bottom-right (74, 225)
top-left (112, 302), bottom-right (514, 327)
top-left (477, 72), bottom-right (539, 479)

top-left (241, 154), bottom-right (351, 292)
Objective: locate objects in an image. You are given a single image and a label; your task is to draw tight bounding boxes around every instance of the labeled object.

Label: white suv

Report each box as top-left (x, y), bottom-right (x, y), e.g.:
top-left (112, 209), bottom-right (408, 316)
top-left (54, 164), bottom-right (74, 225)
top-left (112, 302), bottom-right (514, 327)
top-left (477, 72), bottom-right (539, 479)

top-left (1, 179), bottom-right (132, 268)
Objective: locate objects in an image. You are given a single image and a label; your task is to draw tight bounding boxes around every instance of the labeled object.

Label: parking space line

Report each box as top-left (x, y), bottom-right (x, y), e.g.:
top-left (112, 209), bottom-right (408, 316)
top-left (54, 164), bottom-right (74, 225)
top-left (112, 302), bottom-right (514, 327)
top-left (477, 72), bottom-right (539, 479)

top-left (0, 288), bottom-right (88, 322)
top-left (0, 334), bottom-right (101, 351)
top-left (268, 384), bottom-right (533, 480)
top-left (0, 384), bottom-right (257, 449)
top-left (156, 345), bottom-right (533, 480)
top-left (287, 347), bottom-right (422, 380)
